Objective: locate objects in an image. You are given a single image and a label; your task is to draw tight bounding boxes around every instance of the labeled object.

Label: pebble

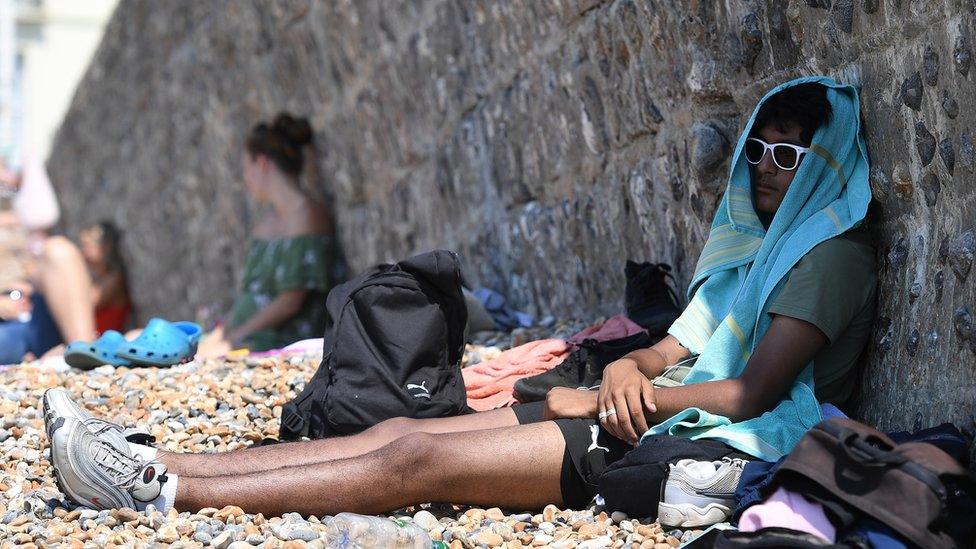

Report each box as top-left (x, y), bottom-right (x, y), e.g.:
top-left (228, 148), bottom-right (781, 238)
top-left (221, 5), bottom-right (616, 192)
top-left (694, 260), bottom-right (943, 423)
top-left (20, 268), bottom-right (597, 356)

top-left (282, 527), bottom-right (320, 542)
top-left (211, 530), bottom-right (234, 549)
top-left (413, 509), bottom-right (439, 530)
top-left (156, 524), bottom-right (180, 543)
top-left (578, 536), bottom-right (613, 548)
top-left (484, 506), bottom-right (505, 521)
top-left (111, 507), bottom-right (141, 523)
top-left (214, 505), bottom-right (246, 522)
top-left (475, 531), bottom-right (504, 546)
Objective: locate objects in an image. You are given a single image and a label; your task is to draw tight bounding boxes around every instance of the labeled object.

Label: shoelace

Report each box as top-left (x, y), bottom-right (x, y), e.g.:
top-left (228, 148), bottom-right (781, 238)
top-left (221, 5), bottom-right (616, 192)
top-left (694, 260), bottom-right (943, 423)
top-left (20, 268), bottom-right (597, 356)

top-left (721, 457), bottom-right (749, 470)
top-left (84, 417), bottom-right (124, 437)
top-left (89, 436), bottom-right (150, 489)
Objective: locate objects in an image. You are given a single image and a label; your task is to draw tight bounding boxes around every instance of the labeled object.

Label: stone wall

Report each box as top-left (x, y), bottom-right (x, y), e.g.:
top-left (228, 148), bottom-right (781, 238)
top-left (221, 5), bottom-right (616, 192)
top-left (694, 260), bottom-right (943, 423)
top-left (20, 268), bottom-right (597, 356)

top-left (49, 0), bottom-right (975, 434)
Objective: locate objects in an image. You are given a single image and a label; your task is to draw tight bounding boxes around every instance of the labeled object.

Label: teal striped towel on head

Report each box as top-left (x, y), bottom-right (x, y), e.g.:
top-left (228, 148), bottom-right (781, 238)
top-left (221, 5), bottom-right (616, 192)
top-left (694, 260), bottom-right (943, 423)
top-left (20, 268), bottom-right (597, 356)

top-left (644, 76), bottom-right (873, 461)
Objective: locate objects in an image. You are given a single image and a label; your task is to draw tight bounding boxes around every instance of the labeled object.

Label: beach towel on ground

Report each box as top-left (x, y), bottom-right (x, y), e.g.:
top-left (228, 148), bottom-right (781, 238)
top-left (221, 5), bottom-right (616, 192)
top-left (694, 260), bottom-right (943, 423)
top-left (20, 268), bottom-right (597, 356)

top-left (647, 76), bottom-right (872, 460)
top-left (463, 338), bottom-right (572, 411)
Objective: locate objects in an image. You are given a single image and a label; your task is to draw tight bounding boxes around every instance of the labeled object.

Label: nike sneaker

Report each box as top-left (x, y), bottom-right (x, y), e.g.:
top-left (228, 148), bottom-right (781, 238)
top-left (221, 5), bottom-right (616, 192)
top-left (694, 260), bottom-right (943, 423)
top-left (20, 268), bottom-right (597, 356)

top-left (658, 457), bottom-right (748, 527)
top-left (48, 415), bottom-right (167, 510)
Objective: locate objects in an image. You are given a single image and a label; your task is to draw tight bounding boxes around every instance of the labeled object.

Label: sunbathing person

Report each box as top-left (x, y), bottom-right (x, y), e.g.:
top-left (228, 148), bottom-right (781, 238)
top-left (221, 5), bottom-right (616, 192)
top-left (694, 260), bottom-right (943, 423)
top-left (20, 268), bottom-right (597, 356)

top-left (197, 113), bottom-right (343, 357)
top-left (0, 236), bottom-right (99, 363)
top-left (79, 221), bottom-right (133, 334)
top-left (0, 155), bottom-right (99, 362)
top-left (43, 77), bottom-right (877, 520)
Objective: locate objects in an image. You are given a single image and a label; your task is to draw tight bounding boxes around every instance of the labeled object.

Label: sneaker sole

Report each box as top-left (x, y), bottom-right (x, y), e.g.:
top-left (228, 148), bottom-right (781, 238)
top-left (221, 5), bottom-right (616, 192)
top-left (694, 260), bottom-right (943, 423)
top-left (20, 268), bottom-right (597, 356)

top-left (46, 416), bottom-right (72, 504)
top-left (657, 501), bottom-right (731, 528)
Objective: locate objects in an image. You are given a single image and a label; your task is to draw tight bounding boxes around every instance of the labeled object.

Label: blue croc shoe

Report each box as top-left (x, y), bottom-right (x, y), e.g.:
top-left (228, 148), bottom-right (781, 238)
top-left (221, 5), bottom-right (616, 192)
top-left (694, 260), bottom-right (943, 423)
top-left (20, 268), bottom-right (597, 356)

top-left (115, 318), bottom-right (202, 367)
top-left (64, 330), bottom-right (132, 370)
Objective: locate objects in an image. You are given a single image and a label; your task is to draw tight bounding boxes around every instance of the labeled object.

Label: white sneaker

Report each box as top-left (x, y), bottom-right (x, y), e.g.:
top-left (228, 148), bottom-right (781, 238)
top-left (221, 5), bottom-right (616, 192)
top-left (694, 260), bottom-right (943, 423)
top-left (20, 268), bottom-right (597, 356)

top-left (49, 416), bottom-right (168, 510)
top-left (657, 457), bottom-right (748, 527)
top-left (43, 388), bottom-right (153, 454)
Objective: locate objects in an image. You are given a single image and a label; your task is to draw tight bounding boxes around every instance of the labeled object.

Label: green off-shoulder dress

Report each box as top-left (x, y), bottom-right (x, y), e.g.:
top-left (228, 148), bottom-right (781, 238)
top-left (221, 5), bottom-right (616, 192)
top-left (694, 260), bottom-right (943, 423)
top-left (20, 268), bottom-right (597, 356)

top-left (227, 234), bottom-right (341, 351)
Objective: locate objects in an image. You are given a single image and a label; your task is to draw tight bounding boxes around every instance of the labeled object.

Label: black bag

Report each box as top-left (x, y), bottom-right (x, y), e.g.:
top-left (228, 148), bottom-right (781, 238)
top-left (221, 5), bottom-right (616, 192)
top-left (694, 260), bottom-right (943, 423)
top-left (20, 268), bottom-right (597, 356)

top-left (279, 250), bottom-right (471, 440)
top-left (712, 527), bottom-right (856, 548)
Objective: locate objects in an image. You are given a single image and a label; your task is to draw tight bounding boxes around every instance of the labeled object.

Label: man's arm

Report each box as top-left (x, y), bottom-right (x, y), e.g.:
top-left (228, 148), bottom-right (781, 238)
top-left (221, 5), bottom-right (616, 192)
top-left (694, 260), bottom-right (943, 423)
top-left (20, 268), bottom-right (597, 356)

top-left (622, 334), bottom-right (691, 379)
top-left (598, 314), bottom-right (828, 443)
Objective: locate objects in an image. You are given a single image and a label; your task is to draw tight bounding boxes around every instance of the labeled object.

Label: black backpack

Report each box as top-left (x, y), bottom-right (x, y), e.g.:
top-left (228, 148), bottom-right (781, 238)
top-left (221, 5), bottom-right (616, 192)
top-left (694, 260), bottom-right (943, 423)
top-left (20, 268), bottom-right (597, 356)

top-left (279, 250), bottom-right (471, 440)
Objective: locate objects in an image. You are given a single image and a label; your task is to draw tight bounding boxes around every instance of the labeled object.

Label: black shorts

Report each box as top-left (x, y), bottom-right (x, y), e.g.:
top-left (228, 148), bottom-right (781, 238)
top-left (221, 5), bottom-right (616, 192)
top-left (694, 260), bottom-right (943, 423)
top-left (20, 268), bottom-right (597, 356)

top-left (513, 401), bottom-right (633, 508)
top-left (512, 401), bottom-right (750, 511)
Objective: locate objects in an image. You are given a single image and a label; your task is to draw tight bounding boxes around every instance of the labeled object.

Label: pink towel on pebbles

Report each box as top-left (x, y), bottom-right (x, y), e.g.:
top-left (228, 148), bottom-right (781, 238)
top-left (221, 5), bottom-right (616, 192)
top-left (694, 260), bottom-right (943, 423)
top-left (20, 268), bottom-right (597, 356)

top-left (463, 339), bottom-right (572, 411)
top-left (739, 487), bottom-right (836, 542)
top-left (568, 314), bottom-right (645, 344)
top-left (282, 338), bottom-right (325, 353)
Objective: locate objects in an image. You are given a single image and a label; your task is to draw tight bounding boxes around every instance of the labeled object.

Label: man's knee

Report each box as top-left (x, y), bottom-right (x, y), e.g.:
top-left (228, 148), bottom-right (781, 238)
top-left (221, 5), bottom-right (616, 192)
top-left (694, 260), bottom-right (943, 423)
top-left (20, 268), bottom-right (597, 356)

top-left (368, 416), bottom-right (424, 439)
top-left (380, 431), bottom-right (438, 470)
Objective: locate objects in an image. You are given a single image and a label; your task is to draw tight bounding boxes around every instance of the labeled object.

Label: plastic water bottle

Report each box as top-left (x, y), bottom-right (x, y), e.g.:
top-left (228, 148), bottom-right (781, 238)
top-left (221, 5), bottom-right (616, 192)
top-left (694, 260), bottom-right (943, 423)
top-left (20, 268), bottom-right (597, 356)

top-left (324, 513), bottom-right (448, 548)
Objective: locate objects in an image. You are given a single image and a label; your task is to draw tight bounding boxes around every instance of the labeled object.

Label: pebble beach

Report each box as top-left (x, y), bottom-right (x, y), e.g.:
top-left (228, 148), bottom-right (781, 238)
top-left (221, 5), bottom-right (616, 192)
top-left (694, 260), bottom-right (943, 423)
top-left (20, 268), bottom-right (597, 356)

top-left (0, 325), bottom-right (705, 548)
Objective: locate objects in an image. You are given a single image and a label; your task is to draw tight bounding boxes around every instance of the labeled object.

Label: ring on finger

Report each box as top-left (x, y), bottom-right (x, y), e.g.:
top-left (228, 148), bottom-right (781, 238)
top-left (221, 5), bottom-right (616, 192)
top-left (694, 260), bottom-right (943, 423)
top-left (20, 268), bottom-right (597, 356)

top-left (598, 408), bottom-right (617, 419)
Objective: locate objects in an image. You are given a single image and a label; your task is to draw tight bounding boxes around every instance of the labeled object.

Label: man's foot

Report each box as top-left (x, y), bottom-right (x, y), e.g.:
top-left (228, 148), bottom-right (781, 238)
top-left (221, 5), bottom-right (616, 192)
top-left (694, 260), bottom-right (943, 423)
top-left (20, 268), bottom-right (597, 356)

top-left (43, 388), bottom-right (154, 453)
top-left (49, 416), bottom-right (168, 510)
top-left (657, 457), bottom-right (748, 527)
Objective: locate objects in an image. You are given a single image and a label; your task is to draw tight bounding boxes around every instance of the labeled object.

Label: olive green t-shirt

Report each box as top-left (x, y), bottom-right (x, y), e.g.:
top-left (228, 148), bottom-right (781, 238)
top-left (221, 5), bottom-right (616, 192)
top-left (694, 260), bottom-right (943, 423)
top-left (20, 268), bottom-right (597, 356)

top-left (766, 225), bottom-right (877, 408)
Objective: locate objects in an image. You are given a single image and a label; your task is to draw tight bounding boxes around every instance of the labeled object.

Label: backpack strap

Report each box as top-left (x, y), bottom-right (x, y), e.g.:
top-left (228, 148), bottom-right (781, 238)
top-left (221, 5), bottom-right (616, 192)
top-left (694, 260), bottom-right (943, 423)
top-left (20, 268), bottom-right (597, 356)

top-left (279, 356), bottom-right (331, 440)
top-left (279, 388), bottom-right (313, 440)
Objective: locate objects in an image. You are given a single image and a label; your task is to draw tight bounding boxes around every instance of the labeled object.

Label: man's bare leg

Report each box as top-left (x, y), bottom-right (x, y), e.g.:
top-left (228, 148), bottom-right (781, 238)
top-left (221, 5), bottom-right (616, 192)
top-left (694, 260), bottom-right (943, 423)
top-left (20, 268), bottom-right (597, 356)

top-left (176, 422), bottom-right (566, 516)
top-left (33, 236), bottom-right (96, 343)
top-left (160, 407), bottom-right (522, 477)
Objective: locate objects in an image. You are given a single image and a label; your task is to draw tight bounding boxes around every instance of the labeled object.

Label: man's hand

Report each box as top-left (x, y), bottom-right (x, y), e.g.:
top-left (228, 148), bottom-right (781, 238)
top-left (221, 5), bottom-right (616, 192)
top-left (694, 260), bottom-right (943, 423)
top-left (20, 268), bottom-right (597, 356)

top-left (542, 387), bottom-right (599, 420)
top-left (598, 358), bottom-right (657, 445)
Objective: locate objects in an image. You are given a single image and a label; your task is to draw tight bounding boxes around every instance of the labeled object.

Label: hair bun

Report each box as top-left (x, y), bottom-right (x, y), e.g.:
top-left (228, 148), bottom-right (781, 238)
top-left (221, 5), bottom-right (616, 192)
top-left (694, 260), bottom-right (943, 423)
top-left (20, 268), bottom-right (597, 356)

top-left (272, 112), bottom-right (313, 146)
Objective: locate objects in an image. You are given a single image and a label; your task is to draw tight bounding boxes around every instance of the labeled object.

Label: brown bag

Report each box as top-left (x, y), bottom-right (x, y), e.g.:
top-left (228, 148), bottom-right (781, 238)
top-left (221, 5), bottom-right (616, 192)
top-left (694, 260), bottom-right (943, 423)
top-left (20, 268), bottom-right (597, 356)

top-left (777, 418), bottom-right (976, 548)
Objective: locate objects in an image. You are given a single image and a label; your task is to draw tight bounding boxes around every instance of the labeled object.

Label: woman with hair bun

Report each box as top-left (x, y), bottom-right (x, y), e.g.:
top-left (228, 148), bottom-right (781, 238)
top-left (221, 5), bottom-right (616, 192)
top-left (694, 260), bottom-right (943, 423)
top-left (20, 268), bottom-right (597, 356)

top-left (200, 113), bottom-right (343, 355)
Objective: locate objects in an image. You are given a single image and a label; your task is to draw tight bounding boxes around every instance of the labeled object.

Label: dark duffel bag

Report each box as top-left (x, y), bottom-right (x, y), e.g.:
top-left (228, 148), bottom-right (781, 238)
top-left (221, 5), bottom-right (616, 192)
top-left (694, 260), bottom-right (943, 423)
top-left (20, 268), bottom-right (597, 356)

top-left (279, 250), bottom-right (471, 440)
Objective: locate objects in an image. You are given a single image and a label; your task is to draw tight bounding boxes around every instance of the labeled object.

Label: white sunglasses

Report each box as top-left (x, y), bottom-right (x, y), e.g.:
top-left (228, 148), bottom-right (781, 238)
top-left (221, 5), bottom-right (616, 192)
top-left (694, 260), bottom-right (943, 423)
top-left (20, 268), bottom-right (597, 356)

top-left (744, 137), bottom-right (810, 171)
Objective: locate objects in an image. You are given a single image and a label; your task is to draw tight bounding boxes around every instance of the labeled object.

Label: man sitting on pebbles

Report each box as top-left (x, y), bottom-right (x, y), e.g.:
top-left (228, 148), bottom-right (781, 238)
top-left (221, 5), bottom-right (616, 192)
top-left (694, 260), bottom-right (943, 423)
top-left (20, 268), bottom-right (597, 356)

top-left (42, 77), bottom-right (877, 521)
